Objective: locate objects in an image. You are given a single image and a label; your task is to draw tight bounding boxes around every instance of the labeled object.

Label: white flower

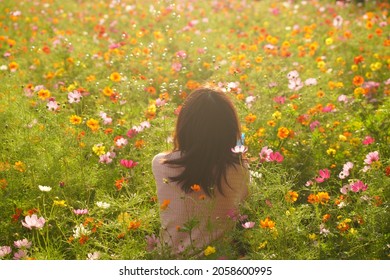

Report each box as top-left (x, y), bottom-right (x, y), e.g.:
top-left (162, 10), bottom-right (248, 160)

top-left (38, 185), bottom-right (52, 192)
top-left (73, 223), bottom-right (91, 238)
top-left (231, 145), bottom-right (248, 154)
top-left (0, 65), bottom-right (8, 71)
top-left (87, 251), bottom-right (101, 260)
top-left (250, 171), bottom-right (262, 180)
top-left (96, 201), bottom-right (110, 209)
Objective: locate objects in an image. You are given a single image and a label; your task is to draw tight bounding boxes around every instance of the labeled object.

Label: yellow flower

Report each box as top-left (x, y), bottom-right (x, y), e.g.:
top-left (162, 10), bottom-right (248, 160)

top-left (351, 65), bottom-right (358, 72)
top-left (326, 148), bottom-right (336, 156)
top-left (309, 233), bottom-right (317, 240)
top-left (53, 200), bottom-right (67, 207)
top-left (285, 190), bottom-right (299, 203)
top-left (69, 115), bottom-right (82, 125)
top-left (325, 38), bottom-right (333, 45)
top-left (258, 241), bottom-right (268, 249)
top-left (204, 246), bottom-right (216, 256)
top-left (92, 144), bottom-right (105, 156)
top-left (272, 111), bottom-right (282, 120)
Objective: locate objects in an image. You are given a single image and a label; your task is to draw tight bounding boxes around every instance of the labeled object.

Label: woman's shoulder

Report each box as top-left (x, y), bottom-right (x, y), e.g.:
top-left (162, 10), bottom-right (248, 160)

top-left (152, 151), bottom-right (180, 167)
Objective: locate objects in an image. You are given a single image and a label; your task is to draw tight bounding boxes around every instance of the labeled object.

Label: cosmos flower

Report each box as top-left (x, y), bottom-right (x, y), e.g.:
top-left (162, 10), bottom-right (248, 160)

top-left (21, 214), bottom-right (46, 230)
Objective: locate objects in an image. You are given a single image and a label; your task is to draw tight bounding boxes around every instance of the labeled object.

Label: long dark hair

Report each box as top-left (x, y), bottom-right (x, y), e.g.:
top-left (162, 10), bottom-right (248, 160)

top-left (164, 87), bottom-right (242, 197)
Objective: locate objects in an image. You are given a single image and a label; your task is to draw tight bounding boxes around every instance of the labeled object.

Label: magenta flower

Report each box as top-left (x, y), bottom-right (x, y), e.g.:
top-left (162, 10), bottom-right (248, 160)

top-left (362, 136), bottom-right (375, 145)
top-left (273, 96), bottom-right (286, 104)
top-left (351, 180), bottom-right (368, 192)
top-left (269, 151), bottom-right (284, 163)
top-left (126, 128), bottom-right (138, 138)
top-left (315, 169), bottom-right (330, 183)
top-left (231, 145), bottom-right (248, 154)
top-left (21, 214), bottom-right (45, 230)
top-left (73, 209), bottom-right (88, 215)
top-left (120, 159), bottom-right (138, 169)
top-left (310, 120), bottom-right (320, 131)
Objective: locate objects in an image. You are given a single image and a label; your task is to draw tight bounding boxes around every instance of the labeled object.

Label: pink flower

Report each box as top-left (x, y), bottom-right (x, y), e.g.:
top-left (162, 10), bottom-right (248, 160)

top-left (315, 169), bottom-right (330, 183)
top-left (115, 137), bottom-right (128, 148)
top-left (339, 162), bottom-right (353, 179)
top-left (68, 90), bottom-right (82, 104)
top-left (364, 151), bottom-right (379, 165)
top-left (273, 96), bottom-right (286, 104)
top-left (21, 214), bottom-right (46, 230)
top-left (145, 234), bottom-right (160, 252)
top-left (362, 136), bottom-right (375, 145)
top-left (127, 128), bottom-right (138, 138)
top-left (120, 159), bottom-right (138, 169)
top-left (259, 146), bottom-right (273, 162)
top-left (231, 145), bottom-right (248, 154)
top-left (171, 62), bottom-right (182, 72)
top-left (14, 239), bottom-right (32, 249)
top-left (242, 221), bottom-right (255, 229)
top-left (288, 78), bottom-right (304, 91)
top-left (47, 99), bottom-right (59, 111)
top-left (340, 184), bottom-right (351, 195)
top-left (304, 78), bottom-right (318, 86)
top-left (269, 151), bottom-right (284, 163)
top-left (99, 152), bottom-right (115, 164)
top-left (287, 70), bottom-right (299, 80)
top-left (338, 94), bottom-right (349, 103)
top-left (176, 50), bottom-right (187, 59)
top-left (13, 249), bottom-right (27, 260)
top-left (351, 180), bottom-right (368, 192)
top-left (310, 120), bottom-right (320, 131)
top-left (0, 246), bottom-right (12, 258)
top-left (73, 209), bottom-right (88, 215)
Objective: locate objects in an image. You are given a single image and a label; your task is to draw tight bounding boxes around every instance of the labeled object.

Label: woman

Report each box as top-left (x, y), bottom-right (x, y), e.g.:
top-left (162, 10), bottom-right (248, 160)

top-left (152, 87), bottom-right (248, 256)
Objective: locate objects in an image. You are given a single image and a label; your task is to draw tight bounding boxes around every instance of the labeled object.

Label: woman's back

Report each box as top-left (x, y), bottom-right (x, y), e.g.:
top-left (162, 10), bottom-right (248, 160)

top-left (152, 151), bottom-right (248, 254)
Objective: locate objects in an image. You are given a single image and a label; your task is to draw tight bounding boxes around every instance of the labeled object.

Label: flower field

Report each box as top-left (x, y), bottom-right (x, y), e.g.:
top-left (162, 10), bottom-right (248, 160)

top-left (0, 0), bottom-right (389, 260)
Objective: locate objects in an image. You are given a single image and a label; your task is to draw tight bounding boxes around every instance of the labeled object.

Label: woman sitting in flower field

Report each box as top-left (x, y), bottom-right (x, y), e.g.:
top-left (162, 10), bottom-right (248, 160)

top-left (152, 87), bottom-right (249, 256)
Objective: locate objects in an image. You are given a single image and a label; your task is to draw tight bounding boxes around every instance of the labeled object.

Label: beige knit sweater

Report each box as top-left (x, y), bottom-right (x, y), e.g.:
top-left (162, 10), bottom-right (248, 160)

top-left (152, 151), bottom-right (248, 254)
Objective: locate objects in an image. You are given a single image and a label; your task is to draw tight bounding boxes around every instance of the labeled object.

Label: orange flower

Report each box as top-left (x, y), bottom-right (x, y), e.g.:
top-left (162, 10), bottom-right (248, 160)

top-left (135, 139), bottom-right (145, 149)
top-left (14, 161), bottom-right (26, 172)
top-left (160, 199), bottom-right (170, 210)
top-left (69, 115), bottom-right (82, 125)
top-left (198, 194), bottom-right (206, 200)
top-left (102, 86), bottom-right (114, 97)
top-left (322, 214), bottom-right (331, 223)
top-left (115, 178), bottom-right (128, 191)
top-left (285, 190), bottom-right (298, 203)
top-left (86, 118), bottom-right (99, 132)
top-left (9, 61), bottom-right (19, 72)
top-left (79, 235), bottom-right (89, 245)
top-left (128, 220), bottom-right (141, 230)
top-left (145, 86), bottom-right (156, 95)
top-left (0, 178), bottom-right (7, 189)
top-left (245, 113), bottom-right (257, 124)
top-left (37, 89), bottom-right (51, 100)
top-left (307, 194), bottom-right (319, 204)
top-left (110, 72), bottom-right (121, 82)
top-left (352, 75), bottom-right (364, 86)
top-left (260, 217), bottom-right (276, 229)
top-left (317, 192), bottom-right (330, 205)
top-left (277, 127), bottom-right (290, 139)
top-left (191, 184), bottom-right (201, 192)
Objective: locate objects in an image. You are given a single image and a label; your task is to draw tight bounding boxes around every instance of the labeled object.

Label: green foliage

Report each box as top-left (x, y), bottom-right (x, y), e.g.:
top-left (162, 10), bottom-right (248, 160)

top-left (0, 0), bottom-right (389, 260)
